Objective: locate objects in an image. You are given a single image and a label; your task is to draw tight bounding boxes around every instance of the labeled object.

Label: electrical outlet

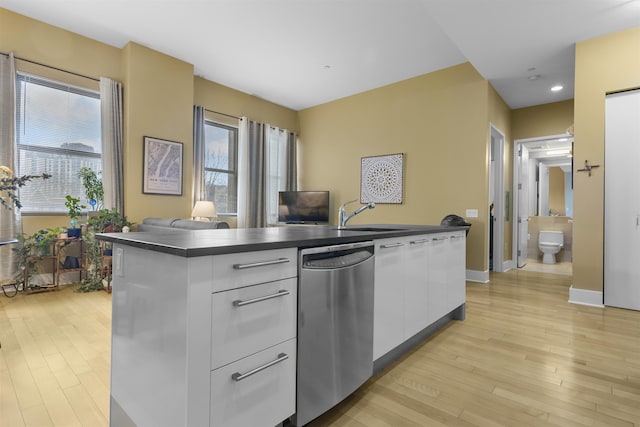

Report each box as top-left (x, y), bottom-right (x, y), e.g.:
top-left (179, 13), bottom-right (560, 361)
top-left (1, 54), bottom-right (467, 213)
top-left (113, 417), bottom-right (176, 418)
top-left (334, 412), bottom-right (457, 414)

top-left (466, 209), bottom-right (478, 218)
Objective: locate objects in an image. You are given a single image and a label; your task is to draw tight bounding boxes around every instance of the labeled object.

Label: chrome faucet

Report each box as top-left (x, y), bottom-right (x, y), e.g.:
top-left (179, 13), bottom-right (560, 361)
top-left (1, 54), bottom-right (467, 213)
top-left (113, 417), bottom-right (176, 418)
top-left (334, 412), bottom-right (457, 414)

top-left (338, 199), bottom-right (376, 228)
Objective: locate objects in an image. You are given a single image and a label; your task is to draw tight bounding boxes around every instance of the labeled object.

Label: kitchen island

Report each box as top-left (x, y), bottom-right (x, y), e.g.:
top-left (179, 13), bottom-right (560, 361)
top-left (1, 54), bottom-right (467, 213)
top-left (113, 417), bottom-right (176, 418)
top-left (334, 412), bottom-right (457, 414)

top-left (99, 224), bottom-right (467, 427)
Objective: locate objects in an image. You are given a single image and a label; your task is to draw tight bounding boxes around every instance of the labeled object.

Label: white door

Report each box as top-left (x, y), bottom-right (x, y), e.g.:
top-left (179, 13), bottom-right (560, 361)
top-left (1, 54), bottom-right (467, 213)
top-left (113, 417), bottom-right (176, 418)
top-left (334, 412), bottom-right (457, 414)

top-left (490, 125), bottom-right (505, 272)
top-left (517, 145), bottom-right (530, 267)
top-left (605, 89), bottom-right (640, 310)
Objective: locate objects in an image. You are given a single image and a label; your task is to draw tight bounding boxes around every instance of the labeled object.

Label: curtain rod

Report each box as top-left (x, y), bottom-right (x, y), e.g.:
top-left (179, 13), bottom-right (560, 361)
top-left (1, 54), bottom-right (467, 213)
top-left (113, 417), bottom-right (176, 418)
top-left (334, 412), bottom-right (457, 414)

top-left (0, 51), bottom-right (100, 82)
top-left (205, 108), bottom-right (241, 120)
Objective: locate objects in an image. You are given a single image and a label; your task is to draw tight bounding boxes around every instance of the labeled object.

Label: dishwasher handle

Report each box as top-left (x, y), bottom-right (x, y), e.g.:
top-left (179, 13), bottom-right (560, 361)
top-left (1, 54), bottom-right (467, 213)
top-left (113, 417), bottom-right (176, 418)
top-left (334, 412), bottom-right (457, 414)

top-left (301, 243), bottom-right (374, 270)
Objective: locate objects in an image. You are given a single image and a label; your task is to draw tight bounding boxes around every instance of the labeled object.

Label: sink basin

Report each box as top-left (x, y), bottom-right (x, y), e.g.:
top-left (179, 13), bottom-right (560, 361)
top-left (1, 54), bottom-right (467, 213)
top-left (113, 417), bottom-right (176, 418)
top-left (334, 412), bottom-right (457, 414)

top-left (333, 227), bottom-right (405, 232)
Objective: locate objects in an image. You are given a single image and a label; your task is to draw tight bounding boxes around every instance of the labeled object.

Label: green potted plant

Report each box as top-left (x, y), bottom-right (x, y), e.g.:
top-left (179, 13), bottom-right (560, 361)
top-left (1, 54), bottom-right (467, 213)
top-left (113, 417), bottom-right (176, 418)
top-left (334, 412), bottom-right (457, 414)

top-left (76, 230), bottom-right (104, 292)
top-left (77, 210), bottom-right (132, 292)
top-left (78, 167), bottom-right (104, 212)
top-left (1, 165), bottom-right (51, 210)
top-left (13, 228), bottom-right (62, 290)
top-left (65, 195), bottom-right (86, 238)
top-left (87, 208), bottom-right (132, 234)
top-left (87, 209), bottom-right (133, 256)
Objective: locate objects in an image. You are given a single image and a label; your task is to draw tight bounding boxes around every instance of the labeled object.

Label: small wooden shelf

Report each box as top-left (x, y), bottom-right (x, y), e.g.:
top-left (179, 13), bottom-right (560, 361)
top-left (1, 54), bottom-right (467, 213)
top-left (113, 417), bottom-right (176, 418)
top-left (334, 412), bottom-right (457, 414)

top-left (23, 237), bottom-right (85, 293)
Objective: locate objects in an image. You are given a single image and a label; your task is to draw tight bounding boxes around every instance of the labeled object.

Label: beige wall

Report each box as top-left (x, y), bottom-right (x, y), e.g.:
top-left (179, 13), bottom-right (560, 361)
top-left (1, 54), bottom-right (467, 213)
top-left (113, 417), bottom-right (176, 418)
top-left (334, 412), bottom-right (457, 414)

top-left (122, 42), bottom-right (195, 223)
top-left (511, 100), bottom-right (574, 140)
top-left (573, 27), bottom-right (640, 292)
top-left (298, 63), bottom-right (492, 272)
top-left (1, 7), bottom-right (298, 233)
top-left (193, 78), bottom-right (298, 132)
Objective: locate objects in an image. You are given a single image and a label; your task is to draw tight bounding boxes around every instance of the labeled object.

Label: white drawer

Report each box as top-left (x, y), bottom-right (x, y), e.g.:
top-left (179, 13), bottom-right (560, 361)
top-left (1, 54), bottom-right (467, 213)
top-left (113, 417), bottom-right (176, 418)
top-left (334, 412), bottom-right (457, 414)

top-left (211, 248), bottom-right (297, 293)
top-left (210, 339), bottom-right (296, 427)
top-left (211, 278), bottom-right (297, 369)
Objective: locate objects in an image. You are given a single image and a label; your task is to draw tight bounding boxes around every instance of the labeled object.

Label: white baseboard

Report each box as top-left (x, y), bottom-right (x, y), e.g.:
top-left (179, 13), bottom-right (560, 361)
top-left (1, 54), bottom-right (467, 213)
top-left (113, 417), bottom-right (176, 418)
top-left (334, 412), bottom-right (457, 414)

top-left (466, 269), bottom-right (489, 283)
top-left (568, 285), bottom-right (604, 307)
top-left (503, 260), bottom-right (514, 272)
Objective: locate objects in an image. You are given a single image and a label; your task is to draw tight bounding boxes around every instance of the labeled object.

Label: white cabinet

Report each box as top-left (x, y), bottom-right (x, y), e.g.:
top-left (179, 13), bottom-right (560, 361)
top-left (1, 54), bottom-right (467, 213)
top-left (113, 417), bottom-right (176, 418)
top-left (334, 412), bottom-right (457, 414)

top-left (427, 231), bottom-right (466, 323)
top-left (404, 236), bottom-right (430, 338)
top-left (110, 245), bottom-right (297, 427)
top-left (210, 249), bottom-right (297, 426)
top-left (447, 231), bottom-right (467, 312)
top-left (210, 339), bottom-right (296, 427)
top-left (373, 237), bottom-right (407, 360)
top-left (373, 231), bottom-right (466, 361)
top-left (426, 234), bottom-right (448, 323)
top-left (210, 277), bottom-right (297, 369)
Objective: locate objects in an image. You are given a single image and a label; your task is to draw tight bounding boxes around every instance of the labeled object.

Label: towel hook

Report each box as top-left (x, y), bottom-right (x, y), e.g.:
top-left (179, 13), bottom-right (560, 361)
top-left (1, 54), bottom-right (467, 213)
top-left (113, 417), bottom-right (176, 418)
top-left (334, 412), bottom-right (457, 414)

top-left (577, 160), bottom-right (600, 177)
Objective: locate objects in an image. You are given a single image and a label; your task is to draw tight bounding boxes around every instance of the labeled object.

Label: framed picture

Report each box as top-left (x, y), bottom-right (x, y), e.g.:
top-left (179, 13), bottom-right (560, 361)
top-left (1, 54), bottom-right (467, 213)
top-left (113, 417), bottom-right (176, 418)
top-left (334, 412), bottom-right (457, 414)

top-left (360, 153), bottom-right (404, 204)
top-left (142, 136), bottom-right (183, 195)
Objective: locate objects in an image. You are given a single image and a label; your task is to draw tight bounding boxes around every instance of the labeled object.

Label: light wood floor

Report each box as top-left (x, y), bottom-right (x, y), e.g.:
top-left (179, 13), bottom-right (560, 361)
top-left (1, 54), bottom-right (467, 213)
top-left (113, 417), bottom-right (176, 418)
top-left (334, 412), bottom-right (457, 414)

top-left (2, 271), bottom-right (639, 427)
top-left (520, 259), bottom-right (573, 276)
top-left (1, 287), bottom-right (111, 427)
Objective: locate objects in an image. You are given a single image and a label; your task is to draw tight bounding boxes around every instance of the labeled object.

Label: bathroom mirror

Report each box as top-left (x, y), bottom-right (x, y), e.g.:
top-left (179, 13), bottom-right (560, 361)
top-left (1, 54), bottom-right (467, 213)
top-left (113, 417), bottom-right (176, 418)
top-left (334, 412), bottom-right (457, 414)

top-left (522, 137), bottom-right (573, 218)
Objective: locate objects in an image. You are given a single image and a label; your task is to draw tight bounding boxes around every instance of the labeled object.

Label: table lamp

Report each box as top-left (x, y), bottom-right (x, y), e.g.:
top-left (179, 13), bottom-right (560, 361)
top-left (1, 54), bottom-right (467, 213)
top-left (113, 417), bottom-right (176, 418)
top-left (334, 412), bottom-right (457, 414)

top-left (192, 200), bottom-right (217, 222)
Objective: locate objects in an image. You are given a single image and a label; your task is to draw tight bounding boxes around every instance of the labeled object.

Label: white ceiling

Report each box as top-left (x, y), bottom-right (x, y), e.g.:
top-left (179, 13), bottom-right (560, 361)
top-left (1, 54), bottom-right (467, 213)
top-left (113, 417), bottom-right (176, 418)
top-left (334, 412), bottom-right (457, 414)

top-left (2, 0), bottom-right (639, 111)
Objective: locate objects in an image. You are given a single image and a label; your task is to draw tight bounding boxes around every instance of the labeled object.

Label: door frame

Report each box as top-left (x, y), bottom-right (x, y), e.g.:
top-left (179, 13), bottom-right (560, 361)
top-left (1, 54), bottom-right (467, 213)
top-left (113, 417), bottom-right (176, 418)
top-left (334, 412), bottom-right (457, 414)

top-left (490, 124), bottom-right (505, 273)
top-left (512, 133), bottom-right (571, 267)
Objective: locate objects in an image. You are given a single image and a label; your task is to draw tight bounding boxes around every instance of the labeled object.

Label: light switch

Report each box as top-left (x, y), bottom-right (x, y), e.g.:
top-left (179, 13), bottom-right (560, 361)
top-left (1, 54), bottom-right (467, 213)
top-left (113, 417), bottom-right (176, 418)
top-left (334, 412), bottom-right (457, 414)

top-left (466, 209), bottom-right (478, 218)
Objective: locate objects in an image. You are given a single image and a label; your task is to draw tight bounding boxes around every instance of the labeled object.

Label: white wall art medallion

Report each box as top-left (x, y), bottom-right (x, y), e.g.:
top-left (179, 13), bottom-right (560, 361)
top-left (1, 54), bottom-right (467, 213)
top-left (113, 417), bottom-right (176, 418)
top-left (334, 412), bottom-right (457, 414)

top-left (360, 153), bottom-right (404, 204)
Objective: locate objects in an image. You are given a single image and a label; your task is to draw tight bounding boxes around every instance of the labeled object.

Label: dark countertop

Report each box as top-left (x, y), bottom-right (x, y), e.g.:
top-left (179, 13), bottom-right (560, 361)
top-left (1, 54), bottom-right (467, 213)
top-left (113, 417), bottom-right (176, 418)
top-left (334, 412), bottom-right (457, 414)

top-left (96, 224), bottom-right (468, 257)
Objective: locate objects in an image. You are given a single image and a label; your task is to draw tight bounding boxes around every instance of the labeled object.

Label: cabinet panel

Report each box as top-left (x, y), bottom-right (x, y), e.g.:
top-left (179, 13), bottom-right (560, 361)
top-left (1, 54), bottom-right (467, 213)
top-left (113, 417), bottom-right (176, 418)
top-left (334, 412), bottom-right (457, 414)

top-left (210, 339), bottom-right (296, 427)
top-left (211, 278), bottom-right (297, 369)
top-left (404, 237), bottom-right (430, 338)
top-left (373, 237), bottom-right (406, 360)
top-left (427, 234), bottom-right (449, 323)
top-left (211, 248), bottom-right (297, 292)
top-left (447, 232), bottom-right (466, 312)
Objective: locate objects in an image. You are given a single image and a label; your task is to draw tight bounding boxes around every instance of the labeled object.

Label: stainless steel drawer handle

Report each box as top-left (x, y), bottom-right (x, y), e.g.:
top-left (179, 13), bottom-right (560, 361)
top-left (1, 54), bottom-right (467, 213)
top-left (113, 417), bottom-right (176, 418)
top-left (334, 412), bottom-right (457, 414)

top-left (233, 258), bottom-right (290, 269)
top-left (231, 353), bottom-right (289, 382)
top-left (410, 239), bottom-right (430, 245)
top-left (380, 243), bottom-right (405, 249)
top-left (450, 235), bottom-right (464, 239)
top-left (232, 289), bottom-right (290, 307)
top-left (432, 236), bottom-right (450, 241)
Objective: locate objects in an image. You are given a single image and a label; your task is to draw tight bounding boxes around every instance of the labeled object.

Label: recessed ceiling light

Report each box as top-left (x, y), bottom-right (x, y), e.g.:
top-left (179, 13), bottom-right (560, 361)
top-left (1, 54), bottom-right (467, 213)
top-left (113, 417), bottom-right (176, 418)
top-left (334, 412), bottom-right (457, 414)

top-left (551, 85), bottom-right (564, 92)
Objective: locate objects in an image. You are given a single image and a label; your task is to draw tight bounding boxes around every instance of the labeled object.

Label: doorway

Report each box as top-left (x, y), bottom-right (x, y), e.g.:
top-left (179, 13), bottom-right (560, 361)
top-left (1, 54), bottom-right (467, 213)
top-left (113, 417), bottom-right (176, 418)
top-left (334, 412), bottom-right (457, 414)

top-left (513, 135), bottom-right (573, 275)
top-left (489, 125), bottom-right (505, 272)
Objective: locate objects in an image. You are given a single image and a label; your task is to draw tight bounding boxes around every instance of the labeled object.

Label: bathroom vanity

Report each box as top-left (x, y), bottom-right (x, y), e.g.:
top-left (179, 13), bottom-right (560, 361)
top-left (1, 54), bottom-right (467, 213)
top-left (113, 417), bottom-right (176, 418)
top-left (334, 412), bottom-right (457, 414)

top-left (99, 224), bottom-right (467, 427)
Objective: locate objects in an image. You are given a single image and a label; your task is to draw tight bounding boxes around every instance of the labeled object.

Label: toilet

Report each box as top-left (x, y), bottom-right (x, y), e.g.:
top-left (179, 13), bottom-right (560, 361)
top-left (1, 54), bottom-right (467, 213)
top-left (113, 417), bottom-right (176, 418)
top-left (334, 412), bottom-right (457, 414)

top-left (538, 231), bottom-right (564, 264)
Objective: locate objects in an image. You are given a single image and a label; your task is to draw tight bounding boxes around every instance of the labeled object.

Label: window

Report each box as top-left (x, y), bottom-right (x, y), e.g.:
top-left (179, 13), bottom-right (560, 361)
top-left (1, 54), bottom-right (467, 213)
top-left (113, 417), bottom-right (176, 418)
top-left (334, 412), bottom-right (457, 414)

top-left (16, 74), bottom-right (101, 213)
top-left (203, 121), bottom-right (237, 214)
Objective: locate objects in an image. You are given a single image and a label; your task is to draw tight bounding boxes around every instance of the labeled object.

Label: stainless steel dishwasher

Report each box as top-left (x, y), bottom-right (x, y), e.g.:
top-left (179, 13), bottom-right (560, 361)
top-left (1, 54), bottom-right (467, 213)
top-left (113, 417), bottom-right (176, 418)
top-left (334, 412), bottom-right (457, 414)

top-left (294, 241), bottom-right (375, 426)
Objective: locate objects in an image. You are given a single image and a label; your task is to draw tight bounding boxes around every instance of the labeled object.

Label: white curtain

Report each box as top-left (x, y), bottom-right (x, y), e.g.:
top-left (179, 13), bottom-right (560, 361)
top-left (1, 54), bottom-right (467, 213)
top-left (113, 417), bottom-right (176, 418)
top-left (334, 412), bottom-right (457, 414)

top-left (100, 77), bottom-right (124, 213)
top-left (0, 52), bottom-right (20, 282)
top-left (265, 125), bottom-right (297, 225)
